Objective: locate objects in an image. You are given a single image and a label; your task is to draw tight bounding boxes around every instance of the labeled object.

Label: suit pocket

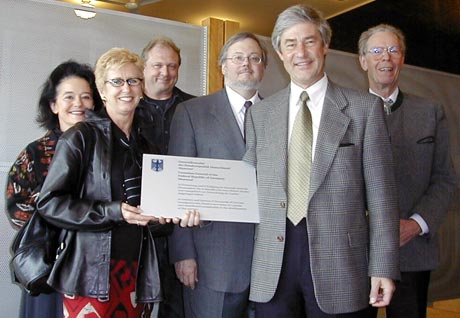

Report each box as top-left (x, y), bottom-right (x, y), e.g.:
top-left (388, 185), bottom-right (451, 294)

top-left (417, 136), bottom-right (435, 144)
top-left (339, 142), bottom-right (355, 147)
top-left (347, 230), bottom-right (368, 248)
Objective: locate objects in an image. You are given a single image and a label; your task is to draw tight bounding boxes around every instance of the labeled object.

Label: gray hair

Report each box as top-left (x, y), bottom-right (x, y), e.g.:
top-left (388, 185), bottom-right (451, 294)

top-left (358, 24), bottom-right (406, 56)
top-left (271, 4), bottom-right (332, 53)
top-left (218, 32), bottom-right (268, 67)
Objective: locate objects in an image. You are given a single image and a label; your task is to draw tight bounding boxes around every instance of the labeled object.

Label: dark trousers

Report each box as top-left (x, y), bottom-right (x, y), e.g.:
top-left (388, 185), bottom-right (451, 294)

top-left (367, 271), bottom-right (431, 318)
top-left (255, 218), bottom-right (367, 318)
top-left (155, 236), bottom-right (185, 318)
top-left (183, 284), bottom-right (249, 318)
top-left (20, 291), bottom-right (62, 318)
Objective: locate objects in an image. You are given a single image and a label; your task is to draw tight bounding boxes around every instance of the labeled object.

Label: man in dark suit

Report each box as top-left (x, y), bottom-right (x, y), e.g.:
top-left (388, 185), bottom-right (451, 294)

top-left (136, 36), bottom-right (195, 318)
top-left (359, 24), bottom-right (457, 318)
top-left (244, 5), bottom-right (400, 317)
top-left (168, 32), bottom-right (267, 318)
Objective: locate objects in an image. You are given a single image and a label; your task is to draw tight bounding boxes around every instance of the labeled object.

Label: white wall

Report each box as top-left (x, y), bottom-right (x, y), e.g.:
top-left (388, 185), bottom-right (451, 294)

top-left (0, 0), bottom-right (206, 316)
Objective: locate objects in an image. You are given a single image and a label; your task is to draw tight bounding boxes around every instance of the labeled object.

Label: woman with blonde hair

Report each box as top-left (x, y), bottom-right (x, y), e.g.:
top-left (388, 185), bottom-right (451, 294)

top-left (37, 48), bottom-right (199, 318)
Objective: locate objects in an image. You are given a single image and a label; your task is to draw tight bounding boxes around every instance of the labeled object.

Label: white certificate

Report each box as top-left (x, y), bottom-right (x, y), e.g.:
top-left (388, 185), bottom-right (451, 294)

top-left (140, 154), bottom-right (259, 223)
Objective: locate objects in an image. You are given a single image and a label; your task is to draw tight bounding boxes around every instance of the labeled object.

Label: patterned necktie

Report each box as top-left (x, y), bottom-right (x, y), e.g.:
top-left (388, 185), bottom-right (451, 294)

top-left (287, 91), bottom-right (312, 225)
top-left (243, 100), bottom-right (253, 140)
top-left (383, 98), bottom-right (394, 115)
top-left (244, 100), bottom-right (253, 111)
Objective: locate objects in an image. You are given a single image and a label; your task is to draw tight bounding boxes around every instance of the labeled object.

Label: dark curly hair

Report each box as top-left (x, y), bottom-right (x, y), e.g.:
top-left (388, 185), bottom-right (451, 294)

top-left (36, 60), bottom-right (103, 130)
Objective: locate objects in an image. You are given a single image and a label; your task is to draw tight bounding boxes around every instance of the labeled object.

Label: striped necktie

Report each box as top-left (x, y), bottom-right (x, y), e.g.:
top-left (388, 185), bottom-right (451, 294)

top-left (287, 91), bottom-right (312, 225)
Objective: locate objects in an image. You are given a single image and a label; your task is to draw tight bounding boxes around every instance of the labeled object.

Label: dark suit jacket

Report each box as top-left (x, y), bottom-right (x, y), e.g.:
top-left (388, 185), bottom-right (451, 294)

top-left (168, 89), bottom-right (255, 293)
top-left (387, 91), bottom-right (456, 272)
top-left (244, 81), bottom-right (400, 314)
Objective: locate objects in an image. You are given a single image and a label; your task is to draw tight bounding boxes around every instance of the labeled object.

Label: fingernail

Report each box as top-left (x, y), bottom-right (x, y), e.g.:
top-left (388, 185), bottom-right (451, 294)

top-left (369, 297), bottom-right (376, 304)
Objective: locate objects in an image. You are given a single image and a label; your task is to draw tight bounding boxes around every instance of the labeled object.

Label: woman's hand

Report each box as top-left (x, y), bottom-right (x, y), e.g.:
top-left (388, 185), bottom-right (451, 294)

top-left (173, 210), bottom-right (201, 228)
top-left (121, 202), bottom-right (158, 226)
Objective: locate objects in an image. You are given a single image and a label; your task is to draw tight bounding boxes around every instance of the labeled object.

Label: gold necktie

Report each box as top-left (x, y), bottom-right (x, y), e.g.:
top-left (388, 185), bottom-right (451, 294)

top-left (287, 91), bottom-right (312, 225)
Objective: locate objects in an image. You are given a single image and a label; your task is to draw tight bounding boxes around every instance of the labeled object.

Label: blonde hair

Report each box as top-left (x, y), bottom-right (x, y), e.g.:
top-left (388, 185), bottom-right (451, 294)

top-left (94, 47), bottom-right (144, 92)
top-left (141, 36), bottom-right (181, 65)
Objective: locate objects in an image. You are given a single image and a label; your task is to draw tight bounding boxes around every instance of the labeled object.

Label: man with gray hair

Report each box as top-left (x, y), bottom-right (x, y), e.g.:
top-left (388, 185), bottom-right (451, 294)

top-left (244, 4), bottom-right (400, 317)
top-left (359, 24), bottom-right (456, 318)
top-left (168, 32), bottom-right (267, 318)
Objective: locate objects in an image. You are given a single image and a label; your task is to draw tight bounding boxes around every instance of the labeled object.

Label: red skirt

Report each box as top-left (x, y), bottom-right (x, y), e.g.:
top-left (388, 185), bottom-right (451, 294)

top-left (63, 259), bottom-right (152, 318)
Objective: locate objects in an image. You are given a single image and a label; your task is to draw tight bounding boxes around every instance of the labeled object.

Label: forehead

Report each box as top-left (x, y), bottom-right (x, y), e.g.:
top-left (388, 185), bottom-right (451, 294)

top-left (56, 76), bottom-right (90, 91)
top-left (147, 44), bottom-right (179, 62)
top-left (227, 38), bottom-right (262, 54)
top-left (106, 63), bottom-right (142, 77)
top-left (281, 22), bottom-right (321, 41)
top-left (367, 31), bottom-right (400, 46)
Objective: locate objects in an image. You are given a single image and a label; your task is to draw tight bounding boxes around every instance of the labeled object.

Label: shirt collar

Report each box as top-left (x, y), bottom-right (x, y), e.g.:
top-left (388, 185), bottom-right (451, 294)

top-left (290, 73), bottom-right (328, 106)
top-left (369, 87), bottom-right (399, 102)
top-left (225, 85), bottom-right (261, 113)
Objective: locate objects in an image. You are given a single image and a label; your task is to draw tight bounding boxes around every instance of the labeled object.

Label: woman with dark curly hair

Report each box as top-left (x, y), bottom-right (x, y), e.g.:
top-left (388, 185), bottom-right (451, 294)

top-left (5, 60), bottom-right (103, 318)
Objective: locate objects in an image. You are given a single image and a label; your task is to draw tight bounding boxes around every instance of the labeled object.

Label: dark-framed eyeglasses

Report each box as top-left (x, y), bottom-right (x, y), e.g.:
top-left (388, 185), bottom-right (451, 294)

top-left (226, 54), bottom-right (263, 65)
top-left (367, 46), bottom-right (402, 56)
top-left (104, 78), bottom-right (143, 87)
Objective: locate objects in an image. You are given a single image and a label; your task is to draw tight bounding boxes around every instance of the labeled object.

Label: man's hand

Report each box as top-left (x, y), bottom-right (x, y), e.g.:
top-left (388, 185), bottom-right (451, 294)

top-left (400, 218), bottom-right (422, 247)
top-left (175, 259), bottom-right (198, 289)
top-left (369, 277), bottom-right (395, 307)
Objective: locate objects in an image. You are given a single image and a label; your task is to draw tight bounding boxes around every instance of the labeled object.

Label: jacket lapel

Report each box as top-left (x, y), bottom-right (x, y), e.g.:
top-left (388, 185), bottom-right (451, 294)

top-left (209, 89), bottom-right (246, 156)
top-left (264, 87), bottom-right (290, 192)
top-left (309, 81), bottom-right (350, 198)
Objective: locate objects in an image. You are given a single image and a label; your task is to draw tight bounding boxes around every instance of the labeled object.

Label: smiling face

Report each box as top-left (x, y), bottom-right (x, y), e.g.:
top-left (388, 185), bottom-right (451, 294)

top-left (50, 76), bottom-right (94, 132)
top-left (221, 37), bottom-right (265, 98)
top-left (277, 22), bottom-right (328, 89)
top-left (143, 44), bottom-right (180, 99)
top-left (359, 31), bottom-right (405, 96)
top-left (100, 63), bottom-right (143, 119)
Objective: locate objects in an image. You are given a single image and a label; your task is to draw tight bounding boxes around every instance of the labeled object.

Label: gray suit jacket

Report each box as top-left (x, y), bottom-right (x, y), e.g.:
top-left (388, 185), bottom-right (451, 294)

top-left (387, 91), bottom-right (456, 272)
top-left (168, 89), bottom-right (255, 293)
top-left (244, 81), bottom-right (400, 314)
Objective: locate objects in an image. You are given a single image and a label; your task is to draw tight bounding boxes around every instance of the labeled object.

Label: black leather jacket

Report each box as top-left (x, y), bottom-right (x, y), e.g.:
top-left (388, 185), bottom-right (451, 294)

top-left (37, 111), bottom-right (161, 303)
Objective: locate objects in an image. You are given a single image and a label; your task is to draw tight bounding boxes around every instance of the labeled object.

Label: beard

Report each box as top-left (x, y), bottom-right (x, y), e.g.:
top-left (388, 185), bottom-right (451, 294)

top-left (224, 77), bottom-right (261, 91)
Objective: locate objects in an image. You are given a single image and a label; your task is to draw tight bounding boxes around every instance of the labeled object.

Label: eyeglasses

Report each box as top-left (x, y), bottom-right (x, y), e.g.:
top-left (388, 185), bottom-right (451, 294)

top-left (226, 54), bottom-right (263, 65)
top-left (104, 78), bottom-right (143, 87)
top-left (367, 46), bottom-right (402, 56)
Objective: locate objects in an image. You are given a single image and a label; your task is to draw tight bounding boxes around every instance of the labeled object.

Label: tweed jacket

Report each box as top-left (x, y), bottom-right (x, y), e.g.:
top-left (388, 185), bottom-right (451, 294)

top-left (244, 81), bottom-right (400, 314)
top-left (168, 89), bottom-right (255, 293)
top-left (386, 91), bottom-right (456, 272)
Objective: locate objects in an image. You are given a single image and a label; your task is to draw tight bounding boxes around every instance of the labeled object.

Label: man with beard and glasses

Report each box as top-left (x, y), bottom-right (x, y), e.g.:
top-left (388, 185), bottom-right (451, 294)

top-left (168, 32), bottom-right (267, 318)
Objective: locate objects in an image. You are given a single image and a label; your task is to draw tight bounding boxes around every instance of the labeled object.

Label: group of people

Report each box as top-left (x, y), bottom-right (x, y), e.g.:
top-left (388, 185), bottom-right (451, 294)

top-left (5, 3), bottom-right (456, 318)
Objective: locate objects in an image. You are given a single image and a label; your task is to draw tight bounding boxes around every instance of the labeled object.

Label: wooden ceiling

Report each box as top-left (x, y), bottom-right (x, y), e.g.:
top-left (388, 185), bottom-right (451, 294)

top-left (56, 0), bottom-right (374, 36)
top-left (55, 0), bottom-right (460, 74)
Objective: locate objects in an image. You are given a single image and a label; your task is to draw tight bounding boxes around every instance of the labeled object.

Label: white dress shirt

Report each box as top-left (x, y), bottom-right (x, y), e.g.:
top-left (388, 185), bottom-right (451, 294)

top-left (225, 86), bottom-right (261, 136)
top-left (288, 74), bottom-right (328, 161)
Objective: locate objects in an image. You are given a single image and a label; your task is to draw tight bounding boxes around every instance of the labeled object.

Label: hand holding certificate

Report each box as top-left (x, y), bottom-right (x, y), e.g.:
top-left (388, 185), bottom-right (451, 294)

top-left (141, 154), bottom-right (259, 223)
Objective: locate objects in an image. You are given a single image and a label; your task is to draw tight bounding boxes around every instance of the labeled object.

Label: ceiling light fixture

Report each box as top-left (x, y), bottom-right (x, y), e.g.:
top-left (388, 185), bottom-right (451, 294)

top-left (74, 9), bottom-right (96, 19)
top-left (74, 0), bottom-right (96, 19)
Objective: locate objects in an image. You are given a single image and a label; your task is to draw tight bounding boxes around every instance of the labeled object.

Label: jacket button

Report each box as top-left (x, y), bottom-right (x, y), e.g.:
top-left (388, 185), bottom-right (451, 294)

top-left (280, 202), bottom-right (286, 208)
top-left (276, 235), bottom-right (284, 242)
